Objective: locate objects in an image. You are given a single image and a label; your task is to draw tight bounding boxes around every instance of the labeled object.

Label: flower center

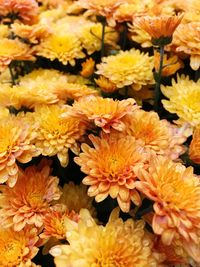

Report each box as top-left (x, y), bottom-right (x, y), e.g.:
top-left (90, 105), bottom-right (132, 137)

top-left (0, 239), bottom-right (24, 266)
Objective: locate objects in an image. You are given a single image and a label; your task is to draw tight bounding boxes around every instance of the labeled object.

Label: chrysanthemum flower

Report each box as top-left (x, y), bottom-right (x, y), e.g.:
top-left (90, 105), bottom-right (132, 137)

top-left (78, 22), bottom-right (119, 55)
top-left (36, 32), bottom-right (85, 66)
top-left (169, 22), bottom-right (200, 70)
top-left (32, 105), bottom-right (86, 167)
top-left (129, 25), bottom-right (152, 48)
top-left (154, 51), bottom-right (184, 76)
top-left (135, 156), bottom-right (200, 262)
top-left (80, 58), bottom-right (95, 78)
top-left (96, 49), bottom-right (154, 90)
top-left (161, 75), bottom-right (200, 127)
top-left (0, 227), bottom-right (40, 266)
top-left (71, 96), bottom-right (137, 133)
top-left (189, 126), bottom-right (200, 164)
top-left (77, 0), bottom-right (125, 26)
top-left (0, 24), bottom-right (9, 38)
top-left (41, 209), bottom-right (79, 240)
top-left (122, 109), bottom-right (190, 160)
top-left (74, 133), bottom-right (146, 212)
top-left (11, 22), bottom-right (51, 44)
top-left (0, 160), bottom-right (61, 231)
top-left (0, 115), bottom-right (38, 187)
top-left (50, 208), bottom-right (162, 266)
top-left (95, 76), bottom-right (117, 93)
top-left (57, 182), bottom-right (96, 217)
top-left (134, 14), bottom-right (183, 45)
top-left (0, 0), bottom-right (39, 25)
top-left (0, 38), bottom-right (35, 72)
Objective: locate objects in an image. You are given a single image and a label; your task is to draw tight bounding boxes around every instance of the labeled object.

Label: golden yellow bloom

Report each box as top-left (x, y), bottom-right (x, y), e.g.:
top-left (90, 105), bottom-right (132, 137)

top-left (36, 32), bottom-right (85, 66)
top-left (154, 51), bottom-right (184, 76)
top-left (0, 115), bottom-right (38, 187)
top-left (95, 76), bottom-right (117, 93)
top-left (128, 86), bottom-right (153, 102)
top-left (161, 75), bottom-right (200, 127)
top-left (41, 209), bottom-right (79, 240)
top-left (122, 109), bottom-right (190, 160)
top-left (96, 49), bottom-right (154, 90)
top-left (33, 105), bottom-right (86, 167)
top-left (169, 22), bottom-right (200, 70)
top-left (0, 159), bottom-right (61, 231)
top-left (50, 208), bottom-right (162, 266)
top-left (0, 227), bottom-right (40, 266)
top-left (74, 133), bottom-right (146, 212)
top-left (129, 26), bottom-right (152, 48)
top-left (77, 0), bottom-right (125, 26)
top-left (11, 22), bottom-right (51, 44)
top-left (189, 127), bottom-right (200, 164)
top-left (80, 58), bottom-right (95, 78)
top-left (134, 14), bottom-right (183, 43)
top-left (79, 22), bottom-right (119, 55)
top-left (0, 0), bottom-right (39, 25)
top-left (57, 182), bottom-right (96, 217)
top-left (135, 156), bottom-right (200, 262)
top-left (0, 25), bottom-right (9, 38)
top-left (0, 38), bottom-right (35, 72)
top-left (72, 96), bottom-right (137, 133)
top-left (113, 3), bottom-right (141, 23)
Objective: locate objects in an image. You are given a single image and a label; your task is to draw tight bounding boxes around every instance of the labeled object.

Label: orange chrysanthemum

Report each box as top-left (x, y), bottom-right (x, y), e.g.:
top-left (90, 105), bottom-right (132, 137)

top-left (0, 227), bottom-right (40, 266)
top-left (135, 156), bottom-right (200, 262)
top-left (41, 209), bottom-right (79, 240)
top-left (11, 22), bottom-right (51, 44)
top-left (95, 76), bottom-right (117, 93)
top-left (50, 208), bottom-right (162, 266)
top-left (0, 0), bottom-right (39, 25)
top-left (71, 96), bottom-right (137, 133)
top-left (0, 160), bottom-right (61, 231)
top-left (77, 0), bottom-right (125, 26)
top-left (122, 109), bottom-right (190, 160)
top-left (32, 105), bottom-right (86, 167)
top-left (74, 133), bottom-right (146, 212)
top-left (0, 115), bottom-right (38, 187)
top-left (189, 126), bottom-right (200, 164)
top-left (134, 14), bottom-right (183, 44)
top-left (0, 38), bottom-right (35, 72)
top-left (80, 58), bottom-right (95, 78)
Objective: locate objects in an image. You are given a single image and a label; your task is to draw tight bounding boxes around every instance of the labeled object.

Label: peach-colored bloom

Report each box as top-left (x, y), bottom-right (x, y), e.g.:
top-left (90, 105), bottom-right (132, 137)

top-left (134, 14), bottom-right (183, 43)
top-left (122, 109), bottom-right (190, 160)
top-left (0, 159), bottom-right (61, 231)
top-left (189, 127), bottom-right (200, 164)
top-left (0, 226), bottom-right (40, 266)
top-left (0, 38), bottom-right (35, 72)
top-left (95, 76), bottom-right (117, 93)
top-left (0, 115), bottom-right (38, 187)
top-left (74, 133), bottom-right (146, 212)
top-left (80, 58), bottom-right (95, 78)
top-left (135, 156), bottom-right (200, 262)
top-left (71, 96), bottom-right (137, 133)
top-left (0, 0), bottom-right (39, 25)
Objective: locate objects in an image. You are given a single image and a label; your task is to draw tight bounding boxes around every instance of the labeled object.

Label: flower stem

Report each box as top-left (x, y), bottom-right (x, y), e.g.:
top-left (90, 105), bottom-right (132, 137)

top-left (9, 63), bottom-right (16, 86)
top-left (101, 17), bottom-right (106, 58)
top-left (154, 45), bottom-right (165, 114)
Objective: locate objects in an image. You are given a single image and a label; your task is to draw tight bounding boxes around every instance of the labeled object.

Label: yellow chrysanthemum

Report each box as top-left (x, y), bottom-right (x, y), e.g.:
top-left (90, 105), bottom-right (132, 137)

top-left (77, 0), bottom-right (125, 26)
top-left (78, 22), bottom-right (119, 55)
top-left (0, 38), bottom-right (35, 72)
top-left (0, 227), bottom-right (40, 267)
top-left (161, 75), bottom-right (200, 127)
top-left (32, 105), bottom-right (86, 167)
top-left (169, 22), bottom-right (200, 70)
top-left (189, 126), bottom-right (200, 164)
top-left (0, 159), bottom-right (61, 231)
top-left (121, 109), bottom-right (190, 160)
top-left (71, 96), bottom-right (137, 133)
top-left (129, 26), bottom-right (152, 48)
top-left (96, 49), bottom-right (154, 90)
top-left (0, 115), bottom-right (38, 187)
top-left (11, 22), bottom-right (51, 44)
top-left (135, 156), bottom-right (200, 262)
top-left (50, 208), bottom-right (162, 266)
top-left (36, 32), bottom-right (85, 65)
top-left (57, 182), bottom-right (96, 217)
top-left (0, 24), bottom-right (9, 38)
top-left (74, 133), bottom-right (146, 212)
top-left (0, 0), bottom-right (39, 25)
